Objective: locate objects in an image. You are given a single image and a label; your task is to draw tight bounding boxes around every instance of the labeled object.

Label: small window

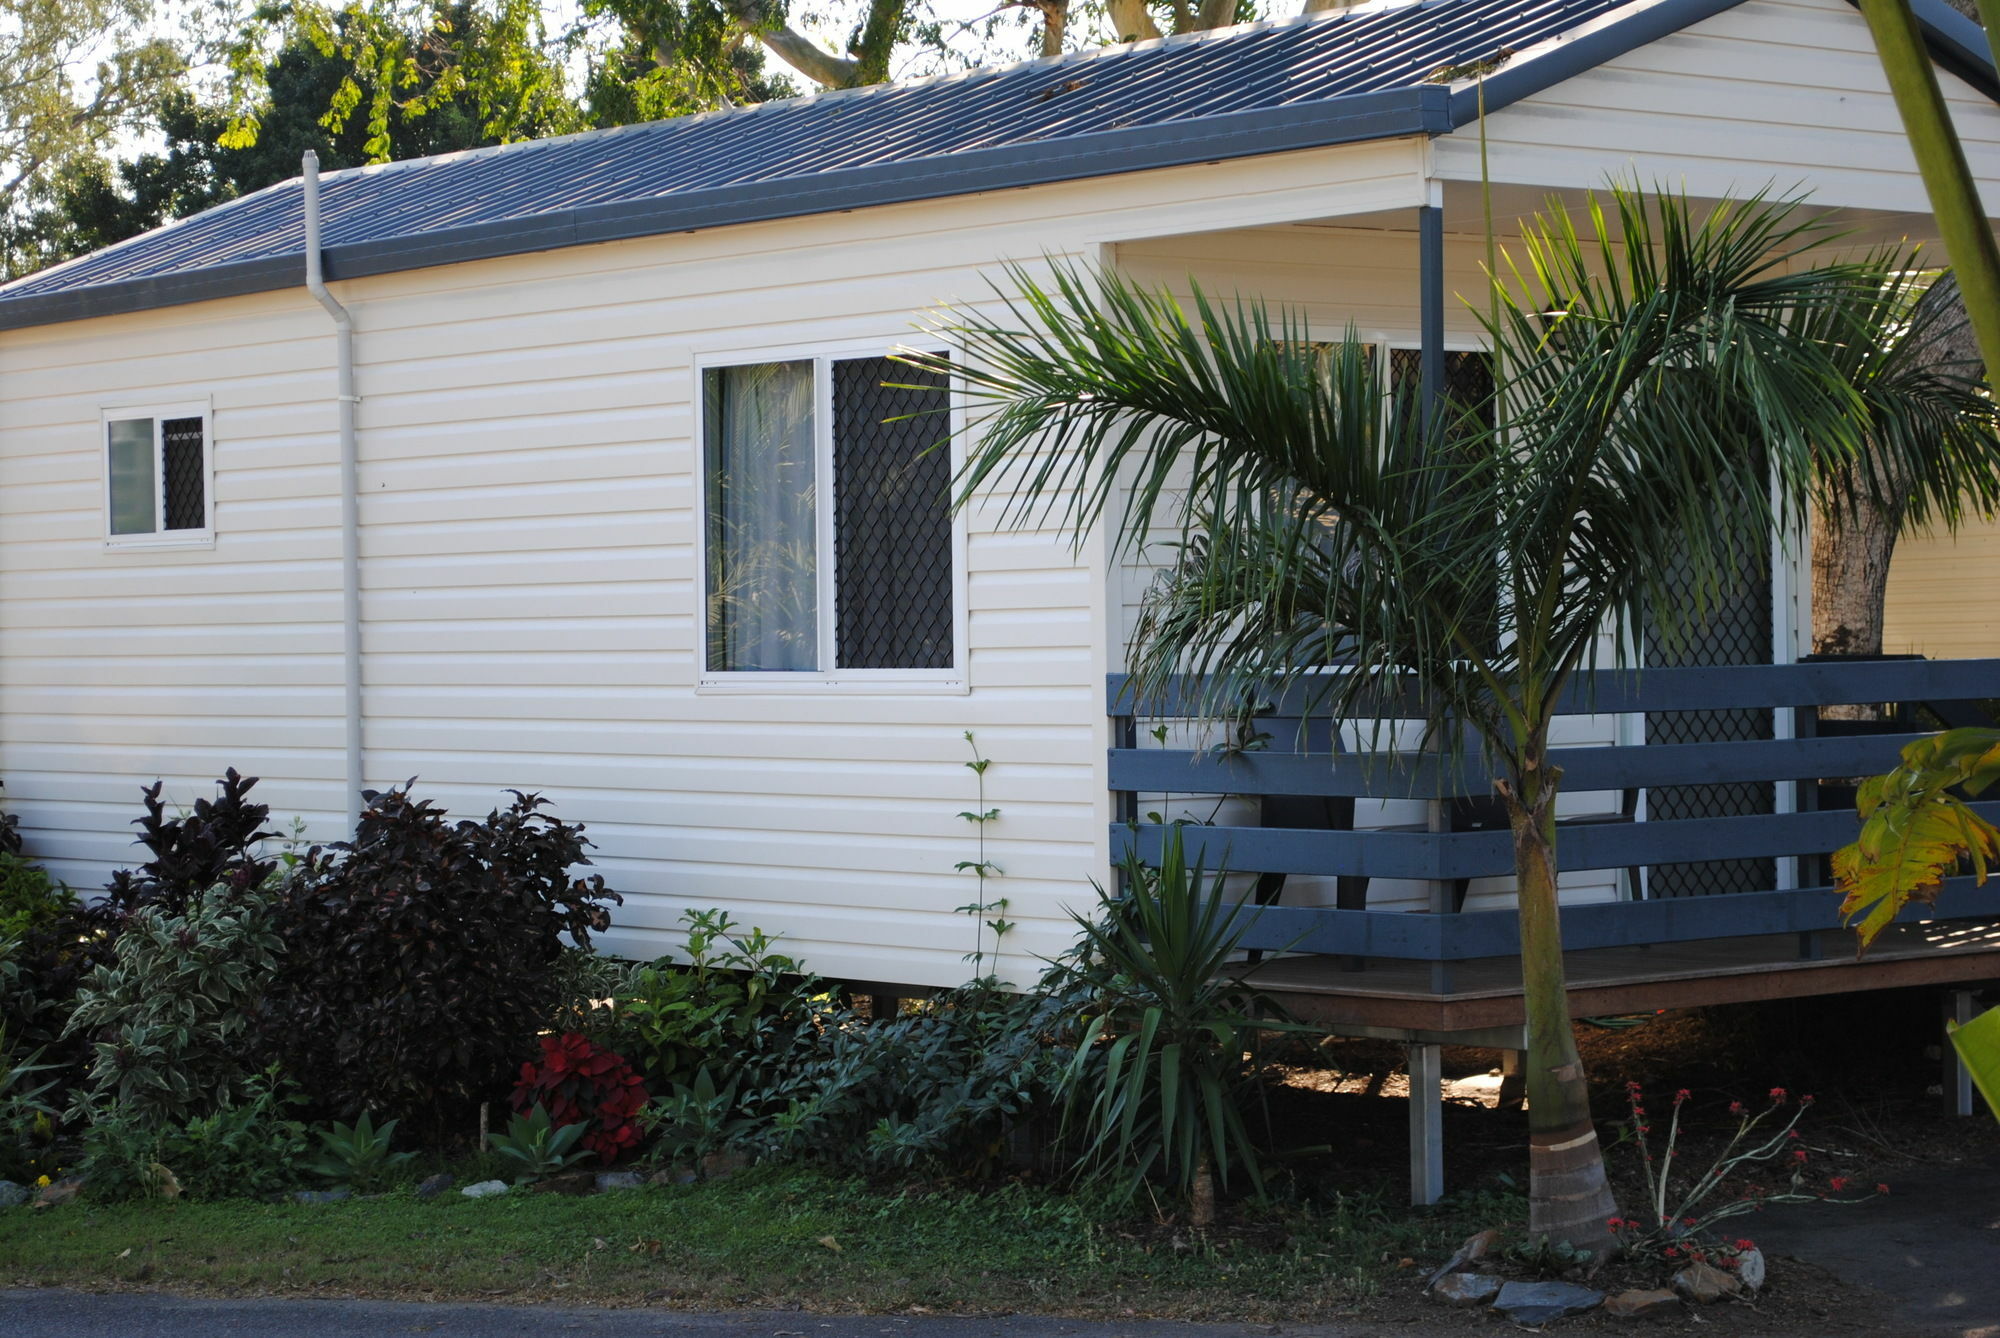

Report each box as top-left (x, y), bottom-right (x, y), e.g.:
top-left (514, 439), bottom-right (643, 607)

top-left (102, 405), bottom-right (211, 544)
top-left (702, 353), bottom-right (955, 681)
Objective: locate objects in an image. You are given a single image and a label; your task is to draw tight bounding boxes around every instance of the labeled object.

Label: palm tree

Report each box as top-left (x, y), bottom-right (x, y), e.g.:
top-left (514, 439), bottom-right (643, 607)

top-left (908, 185), bottom-right (2000, 1252)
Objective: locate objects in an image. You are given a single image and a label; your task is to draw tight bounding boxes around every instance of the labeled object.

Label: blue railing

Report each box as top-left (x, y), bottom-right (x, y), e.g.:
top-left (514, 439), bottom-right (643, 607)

top-left (1108, 658), bottom-right (2000, 972)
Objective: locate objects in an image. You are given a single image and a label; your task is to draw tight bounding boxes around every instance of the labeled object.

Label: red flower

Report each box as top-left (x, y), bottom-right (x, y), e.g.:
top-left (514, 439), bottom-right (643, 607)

top-left (1830, 1176), bottom-right (1850, 1192)
top-left (1792, 1149), bottom-right (1808, 1162)
top-left (1729, 1100), bottom-right (1746, 1116)
top-left (1801, 1094), bottom-right (1815, 1105)
top-left (1674, 1088), bottom-right (1692, 1104)
top-left (1735, 1239), bottom-right (1756, 1251)
top-left (1876, 1183), bottom-right (1891, 1195)
top-left (1664, 1247), bottom-right (1680, 1258)
top-left (1769, 1087), bottom-right (1788, 1104)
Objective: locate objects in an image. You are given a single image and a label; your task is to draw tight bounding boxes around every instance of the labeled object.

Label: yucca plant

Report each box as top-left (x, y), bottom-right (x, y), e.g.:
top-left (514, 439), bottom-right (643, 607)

top-left (909, 184), bottom-right (2000, 1254)
top-left (489, 1102), bottom-right (592, 1178)
top-left (1057, 825), bottom-right (1289, 1226)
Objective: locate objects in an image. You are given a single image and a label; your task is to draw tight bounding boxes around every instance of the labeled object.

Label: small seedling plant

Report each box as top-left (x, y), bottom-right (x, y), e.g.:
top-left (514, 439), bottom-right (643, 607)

top-left (489, 1103), bottom-right (592, 1178)
top-left (1608, 1083), bottom-right (1883, 1269)
top-left (955, 732), bottom-right (1011, 977)
top-left (309, 1111), bottom-right (416, 1190)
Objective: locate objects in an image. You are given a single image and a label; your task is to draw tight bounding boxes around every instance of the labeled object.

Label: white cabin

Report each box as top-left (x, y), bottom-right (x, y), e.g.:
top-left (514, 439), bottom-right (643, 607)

top-left (3, 0), bottom-right (1997, 990)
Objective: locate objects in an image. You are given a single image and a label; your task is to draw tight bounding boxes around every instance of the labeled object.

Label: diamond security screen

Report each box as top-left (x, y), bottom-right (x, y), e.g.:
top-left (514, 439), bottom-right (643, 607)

top-left (161, 417), bottom-right (205, 531)
top-left (833, 356), bottom-right (953, 670)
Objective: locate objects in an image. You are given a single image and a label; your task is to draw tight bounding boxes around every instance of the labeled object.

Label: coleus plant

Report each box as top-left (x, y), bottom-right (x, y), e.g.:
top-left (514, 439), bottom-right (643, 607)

top-left (512, 1032), bottom-right (649, 1163)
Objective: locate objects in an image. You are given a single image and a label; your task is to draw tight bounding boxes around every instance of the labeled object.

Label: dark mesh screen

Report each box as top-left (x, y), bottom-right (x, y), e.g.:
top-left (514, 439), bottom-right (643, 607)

top-left (161, 417), bottom-right (205, 531)
top-left (1389, 347), bottom-right (1497, 438)
top-left (833, 356), bottom-right (953, 670)
top-left (1644, 550), bottom-right (1775, 897)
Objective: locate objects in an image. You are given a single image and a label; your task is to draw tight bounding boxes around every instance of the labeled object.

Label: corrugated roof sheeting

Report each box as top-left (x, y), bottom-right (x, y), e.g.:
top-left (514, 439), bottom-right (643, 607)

top-left (0, 0), bottom-right (1623, 308)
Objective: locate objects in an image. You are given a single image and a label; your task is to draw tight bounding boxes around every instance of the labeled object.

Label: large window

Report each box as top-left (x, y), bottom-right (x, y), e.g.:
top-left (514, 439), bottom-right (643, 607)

top-left (101, 403), bottom-right (212, 545)
top-left (701, 353), bottom-right (956, 683)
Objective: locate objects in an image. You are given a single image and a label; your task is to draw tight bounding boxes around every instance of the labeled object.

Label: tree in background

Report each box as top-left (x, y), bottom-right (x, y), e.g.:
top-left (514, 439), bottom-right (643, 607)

top-left (0, 0), bottom-right (183, 213)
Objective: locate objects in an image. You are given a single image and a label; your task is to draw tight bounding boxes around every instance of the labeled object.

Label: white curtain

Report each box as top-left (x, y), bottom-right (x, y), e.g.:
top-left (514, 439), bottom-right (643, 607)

top-left (704, 361), bottom-right (818, 671)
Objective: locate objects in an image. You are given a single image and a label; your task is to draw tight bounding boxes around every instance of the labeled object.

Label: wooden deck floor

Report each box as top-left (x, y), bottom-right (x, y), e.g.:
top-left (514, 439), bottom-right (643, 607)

top-left (1242, 917), bottom-right (2000, 1037)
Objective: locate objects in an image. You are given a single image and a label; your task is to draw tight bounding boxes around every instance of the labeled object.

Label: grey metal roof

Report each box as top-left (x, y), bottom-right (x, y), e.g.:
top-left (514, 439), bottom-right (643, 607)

top-left (1, 0), bottom-right (1990, 332)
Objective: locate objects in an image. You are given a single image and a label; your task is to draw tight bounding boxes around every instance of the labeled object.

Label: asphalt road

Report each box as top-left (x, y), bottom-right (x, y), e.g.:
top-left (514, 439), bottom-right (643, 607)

top-left (0, 1294), bottom-right (1328, 1338)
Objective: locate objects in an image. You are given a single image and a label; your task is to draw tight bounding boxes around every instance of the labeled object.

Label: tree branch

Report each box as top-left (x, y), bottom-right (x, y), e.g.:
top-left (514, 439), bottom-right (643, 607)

top-left (1106, 0), bottom-right (1163, 42)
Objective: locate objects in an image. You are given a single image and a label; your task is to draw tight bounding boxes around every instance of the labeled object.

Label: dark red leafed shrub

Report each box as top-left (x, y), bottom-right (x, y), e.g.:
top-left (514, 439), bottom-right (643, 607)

top-left (512, 1032), bottom-right (650, 1162)
top-left (103, 768), bottom-right (277, 918)
top-left (264, 785), bottom-right (621, 1129)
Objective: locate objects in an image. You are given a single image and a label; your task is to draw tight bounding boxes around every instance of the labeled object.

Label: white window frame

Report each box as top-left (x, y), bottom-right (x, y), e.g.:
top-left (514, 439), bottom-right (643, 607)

top-left (99, 398), bottom-right (215, 550)
top-left (693, 340), bottom-right (968, 695)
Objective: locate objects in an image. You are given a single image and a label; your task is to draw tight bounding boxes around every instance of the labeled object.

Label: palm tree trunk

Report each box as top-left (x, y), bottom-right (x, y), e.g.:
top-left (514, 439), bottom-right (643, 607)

top-left (1502, 728), bottom-right (1619, 1257)
top-left (1189, 1148), bottom-right (1215, 1228)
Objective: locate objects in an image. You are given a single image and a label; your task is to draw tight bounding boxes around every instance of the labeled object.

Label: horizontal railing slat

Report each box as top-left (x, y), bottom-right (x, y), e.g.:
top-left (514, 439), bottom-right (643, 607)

top-left (1108, 659), bottom-right (2000, 718)
top-left (1108, 732), bottom-right (1934, 800)
top-left (1227, 877), bottom-right (2000, 958)
top-left (1115, 800), bottom-right (2000, 879)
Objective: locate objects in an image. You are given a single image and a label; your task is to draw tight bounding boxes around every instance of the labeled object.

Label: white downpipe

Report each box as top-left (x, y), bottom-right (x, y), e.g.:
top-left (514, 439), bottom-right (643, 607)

top-left (301, 151), bottom-right (364, 830)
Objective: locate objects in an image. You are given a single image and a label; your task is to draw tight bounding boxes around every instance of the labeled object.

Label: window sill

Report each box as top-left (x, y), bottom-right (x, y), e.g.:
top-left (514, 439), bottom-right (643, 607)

top-left (103, 534), bottom-right (215, 552)
top-left (696, 674), bottom-right (969, 697)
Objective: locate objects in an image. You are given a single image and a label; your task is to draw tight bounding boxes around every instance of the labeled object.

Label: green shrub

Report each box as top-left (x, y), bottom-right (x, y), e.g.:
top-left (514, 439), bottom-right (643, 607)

top-left (547, 945), bottom-right (644, 1046)
top-left (490, 1103), bottom-right (592, 1177)
top-left (80, 1068), bottom-right (310, 1202)
top-left (724, 983), bottom-right (1075, 1176)
top-left (1052, 827), bottom-right (1294, 1223)
top-left (616, 909), bottom-right (818, 1092)
top-left (64, 886), bottom-right (283, 1127)
top-left (263, 785), bottom-right (621, 1128)
top-left (0, 853), bottom-right (76, 943)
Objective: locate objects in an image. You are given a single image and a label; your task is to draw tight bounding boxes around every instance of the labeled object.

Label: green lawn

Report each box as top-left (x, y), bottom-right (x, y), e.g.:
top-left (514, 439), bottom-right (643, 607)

top-left (0, 1167), bottom-right (1511, 1319)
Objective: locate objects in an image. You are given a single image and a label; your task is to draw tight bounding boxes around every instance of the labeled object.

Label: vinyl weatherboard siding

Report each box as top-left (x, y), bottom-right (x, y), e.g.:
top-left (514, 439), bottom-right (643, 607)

top-left (0, 142), bottom-right (1425, 990)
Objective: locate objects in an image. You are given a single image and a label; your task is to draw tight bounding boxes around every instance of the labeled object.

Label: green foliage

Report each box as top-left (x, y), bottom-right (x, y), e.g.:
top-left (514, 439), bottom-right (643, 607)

top-left (222, 0), bottom-right (583, 164)
top-left (0, 853), bottom-right (76, 943)
top-left (614, 909), bottom-right (815, 1093)
top-left (309, 1112), bottom-right (417, 1190)
top-left (64, 886), bottom-right (284, 1128)
top-left (0, 1048), bottom-right (60, 1183)
top-left (263, 784), bottom-right (620, 1127)
top-left (489, 1102), bottom-right (592, 1176)
top-left (81, 1068), bottom-right (312, 1202)
top-left (643, 1065), bottom-right (750, 1170)
top-left (1947, 1004), bottom-right (2000, 1124)
top-left (1834, 726), bottom-right (2000, 951)
top-left (954, 731), bottom-right (1011, 976)
top-left (547, 945), bottom-right (646, 1046)
top-left (1053, 826), bottom-right (1284, 1214)
top-left (739, 982), bottom-right (1075, 1175)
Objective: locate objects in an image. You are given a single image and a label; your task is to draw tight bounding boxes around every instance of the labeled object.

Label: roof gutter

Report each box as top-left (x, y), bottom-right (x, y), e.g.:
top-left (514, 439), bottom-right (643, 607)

top-left (302, 150), bottom-right (364, 831)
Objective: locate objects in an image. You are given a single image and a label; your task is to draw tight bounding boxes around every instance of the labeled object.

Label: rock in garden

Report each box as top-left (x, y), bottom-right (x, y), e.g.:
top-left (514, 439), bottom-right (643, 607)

top-left (1492, 1280), bottom-right (1604, 1326)
top-left (700, 1151), bottom-right (747, 1181)
top-left (293, 1189), bottom-right (350, 1205)
top-left (1425, 1228), bottom-right (1504, 1290)
top-left (1429, 1272), bottom-right (1503, 1306)
top-left (415, 1173), bottom-right (454, 1201)
top-left (461, 1179), bottom-right (510, 1198)
top-left (1736, 1247), bottom-right (1766, 1292)
top-left (649, 1167), bottom-right (698, 1188)
top-left (595, 1171), bottom-right (644, 1192)
top-left (0, 1181), bottom-right (28, 1208)
top-left (1672, 1261), bottom-right (1744, 1304)
top-left (531, 1171), bottom-right (596, 1197)
top-left (33, 1176), bottom-right (82, 1208)
top-left (1602, 1288), bottom-right (1680, 1319)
